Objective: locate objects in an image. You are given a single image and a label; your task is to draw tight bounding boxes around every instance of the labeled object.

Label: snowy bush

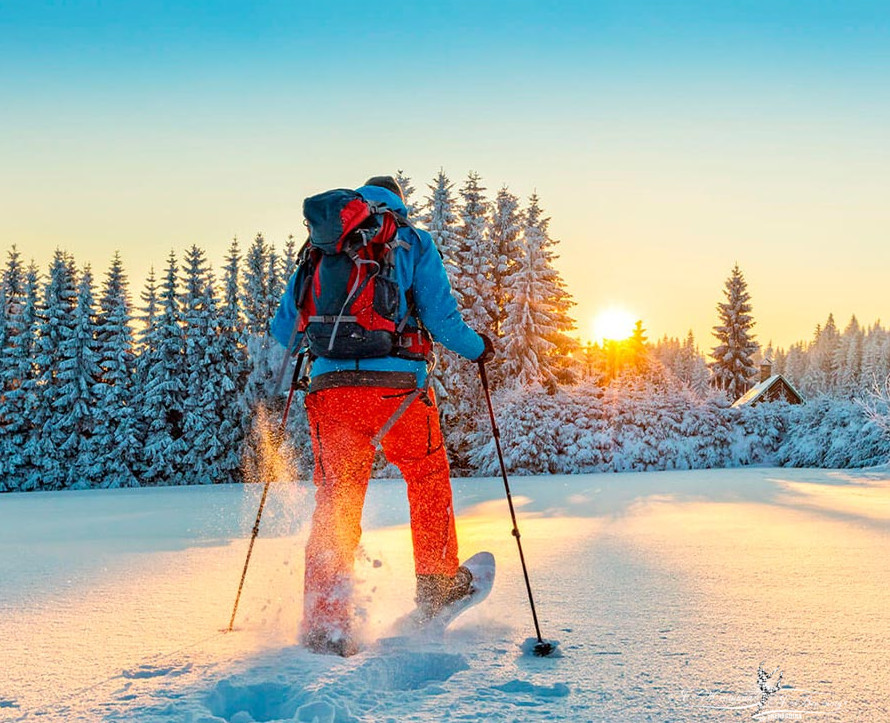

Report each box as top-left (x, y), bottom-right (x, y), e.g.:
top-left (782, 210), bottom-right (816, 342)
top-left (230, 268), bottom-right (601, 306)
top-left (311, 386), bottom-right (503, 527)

top-left (776, 396), bottom-right (890, 468)
top-left (465, 381), bottom-right (788, 477)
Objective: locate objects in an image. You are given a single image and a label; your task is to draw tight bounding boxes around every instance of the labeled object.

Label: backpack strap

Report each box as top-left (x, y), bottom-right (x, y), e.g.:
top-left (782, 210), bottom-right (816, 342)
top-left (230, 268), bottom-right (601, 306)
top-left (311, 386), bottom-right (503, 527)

top-left (326, 249), bottom-right (381, 353)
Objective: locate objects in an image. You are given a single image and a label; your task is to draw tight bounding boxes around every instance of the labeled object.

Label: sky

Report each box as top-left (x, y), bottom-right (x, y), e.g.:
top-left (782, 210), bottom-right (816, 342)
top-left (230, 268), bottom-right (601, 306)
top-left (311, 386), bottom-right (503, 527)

top-left (3, 1), bottom-right (890, 351)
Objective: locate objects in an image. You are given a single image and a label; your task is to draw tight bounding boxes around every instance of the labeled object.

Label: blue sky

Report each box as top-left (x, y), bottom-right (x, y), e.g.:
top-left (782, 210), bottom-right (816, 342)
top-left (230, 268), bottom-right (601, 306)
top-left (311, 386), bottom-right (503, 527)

top-left (3, 1), bottom-right (890, 347)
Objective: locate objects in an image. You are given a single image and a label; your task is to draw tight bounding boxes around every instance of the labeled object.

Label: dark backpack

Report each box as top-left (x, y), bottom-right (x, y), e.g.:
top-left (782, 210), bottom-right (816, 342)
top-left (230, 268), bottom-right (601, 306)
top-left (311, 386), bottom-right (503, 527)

top-left (292, 189), bottom-right (432, 361)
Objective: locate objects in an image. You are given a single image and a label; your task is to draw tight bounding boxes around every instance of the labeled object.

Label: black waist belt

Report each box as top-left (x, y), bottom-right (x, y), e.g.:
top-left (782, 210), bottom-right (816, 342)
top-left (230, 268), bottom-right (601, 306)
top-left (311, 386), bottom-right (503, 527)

top-left (308, 370), bottom-right (417, 394)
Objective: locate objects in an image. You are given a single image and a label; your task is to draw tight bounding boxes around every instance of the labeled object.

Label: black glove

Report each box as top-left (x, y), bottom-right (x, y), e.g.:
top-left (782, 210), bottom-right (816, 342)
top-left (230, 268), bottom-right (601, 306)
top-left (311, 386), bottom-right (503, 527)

top-left (476, 333), bottom-right (495, 364)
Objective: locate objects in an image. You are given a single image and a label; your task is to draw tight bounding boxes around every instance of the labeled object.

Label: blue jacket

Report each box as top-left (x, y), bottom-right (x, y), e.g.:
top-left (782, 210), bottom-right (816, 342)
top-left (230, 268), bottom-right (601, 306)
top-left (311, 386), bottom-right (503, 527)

top-left (270, 184), bottom-right (485, 387)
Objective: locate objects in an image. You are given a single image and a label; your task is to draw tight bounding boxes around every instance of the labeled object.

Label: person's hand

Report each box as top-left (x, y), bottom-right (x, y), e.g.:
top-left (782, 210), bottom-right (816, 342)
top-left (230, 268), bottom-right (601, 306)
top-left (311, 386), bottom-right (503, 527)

top-left (476, 333), bottom-right (495, 364)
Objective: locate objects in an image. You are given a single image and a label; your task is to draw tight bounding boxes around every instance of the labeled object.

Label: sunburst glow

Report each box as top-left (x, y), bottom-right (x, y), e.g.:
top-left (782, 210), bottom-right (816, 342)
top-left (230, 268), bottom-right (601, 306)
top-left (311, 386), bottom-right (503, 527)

top-left (590, 307), bottom-right (636, 343)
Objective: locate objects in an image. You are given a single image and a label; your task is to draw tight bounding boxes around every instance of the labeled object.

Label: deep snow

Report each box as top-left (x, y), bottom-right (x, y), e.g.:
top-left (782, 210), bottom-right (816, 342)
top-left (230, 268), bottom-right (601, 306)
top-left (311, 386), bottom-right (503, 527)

top-left (1, 467), bottom-right (889, 722)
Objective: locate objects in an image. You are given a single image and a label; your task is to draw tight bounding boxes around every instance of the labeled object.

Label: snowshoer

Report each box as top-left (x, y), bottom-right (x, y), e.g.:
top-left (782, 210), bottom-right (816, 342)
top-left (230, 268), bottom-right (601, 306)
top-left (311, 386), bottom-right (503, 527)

top-left (271, 175), bottom-right (494, 656)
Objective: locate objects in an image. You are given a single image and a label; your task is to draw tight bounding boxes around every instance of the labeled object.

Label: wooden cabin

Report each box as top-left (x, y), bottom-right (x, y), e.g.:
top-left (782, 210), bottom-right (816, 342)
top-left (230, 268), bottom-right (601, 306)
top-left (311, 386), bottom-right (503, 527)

top-left (732, 360), bottom-right (804, 408)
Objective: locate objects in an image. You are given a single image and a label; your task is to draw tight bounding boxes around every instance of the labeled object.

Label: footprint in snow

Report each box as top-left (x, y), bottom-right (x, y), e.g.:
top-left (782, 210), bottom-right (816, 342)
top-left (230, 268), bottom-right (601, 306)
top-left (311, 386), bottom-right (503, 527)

top-left (354, 651), bottom-right (469, 692)
top-left (490, 679), bottom-right (571, 698)
top-left (122, 663), bottom-right (193, 679)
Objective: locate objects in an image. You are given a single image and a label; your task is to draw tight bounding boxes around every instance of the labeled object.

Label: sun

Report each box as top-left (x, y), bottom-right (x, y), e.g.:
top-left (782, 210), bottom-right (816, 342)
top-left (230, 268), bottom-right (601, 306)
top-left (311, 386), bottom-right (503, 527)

top-left (590, 307), bottom-right (636, 343)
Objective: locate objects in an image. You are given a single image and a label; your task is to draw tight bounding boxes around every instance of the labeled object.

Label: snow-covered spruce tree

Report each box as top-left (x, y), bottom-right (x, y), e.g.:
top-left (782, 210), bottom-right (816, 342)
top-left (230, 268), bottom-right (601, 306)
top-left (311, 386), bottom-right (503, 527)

top-left (488, 186), bottom-right (522, 338)
top-left (420, 169), bottom-right (461, 270)
top-left (802, 313), bottom-right (839, 397)
top-left (242, 233), bottom-right (287, 408)
top-left (455, 171), bottom-right (496, 333)
top-left (215, 239), bottom-right (250, 483)
top-left (418, 170), bottom-right (465, 427)
top-left (431, 172), bottom-right (495, 470)
top-left (861, 322), bottom-right (890, 387)
top-left (709, 263), bottom-right (758, 400)
top-left (180, 246), bottom-right (233, 484)
top-left (132, 266), bottom-right (158, 477)
top-left (395, 169), bottom-right (419, 220)
top-left (500, 216), bottom-right (557, 388)
top-left (0, 282), bottom-right (9, 488)
top-left (266, 246), bottom-right (283, 322)
top-left (681, 331), bottom-right (711, 396)
top-left (27, 251), bottom-right (79, 490)
top-left (627, 320), bottom-right (650, 374)
top-left (282, 235), bottom-right (299, 280)
top-left (528, 194), bottom-right (576, 384)
top-left (0, 247), bottom-right (26, 402)
top-left (139, 251), bottom-right (187, 485)
top-left (653, 333), bottom-right (711, 394)
top-left (242, 233), bottom-right (275, 336)
top-left (833, 315), bottom-right (863, 399)
top-left (0, 247), bottom-right (26, 489)
top-left (136, 267), bottom-right (159, 355)
top-left (1, 245), bottom-right (25, 309)
top-left (501, 194), bottom-right (576, 389)
top-left (782, 341), bottom-right (807, 387)
top-left (58, 266), bottom-right (103, 488)
top-left (92, 253), bottom-right (140, 488)
top-left (0, 262), bottom-right (40, 491)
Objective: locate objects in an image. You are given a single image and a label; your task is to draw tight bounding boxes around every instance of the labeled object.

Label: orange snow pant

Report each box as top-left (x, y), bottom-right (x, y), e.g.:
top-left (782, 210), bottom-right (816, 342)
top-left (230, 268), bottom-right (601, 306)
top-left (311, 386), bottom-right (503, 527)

top-left (302, 384), bottom-right (459, 638)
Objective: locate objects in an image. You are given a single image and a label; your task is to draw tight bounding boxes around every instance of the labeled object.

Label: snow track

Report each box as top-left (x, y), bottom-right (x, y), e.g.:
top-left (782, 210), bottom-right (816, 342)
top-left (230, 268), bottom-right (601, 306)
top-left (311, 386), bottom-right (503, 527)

top-left (2, 468), bottom-right (889, 721)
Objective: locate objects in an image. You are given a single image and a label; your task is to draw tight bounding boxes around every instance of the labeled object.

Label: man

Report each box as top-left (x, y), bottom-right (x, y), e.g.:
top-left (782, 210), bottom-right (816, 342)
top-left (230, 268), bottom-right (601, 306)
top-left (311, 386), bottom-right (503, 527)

top-left (271, 175), bottom-right (494, 656)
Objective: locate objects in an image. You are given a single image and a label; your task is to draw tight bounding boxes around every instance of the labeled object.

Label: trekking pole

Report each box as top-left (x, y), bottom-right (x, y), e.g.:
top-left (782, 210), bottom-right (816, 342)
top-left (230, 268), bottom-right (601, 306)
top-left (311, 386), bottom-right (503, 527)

top-left (226, 353), bottom-right (307, 632)
top-left (477, 361), bottom-right (555, 657)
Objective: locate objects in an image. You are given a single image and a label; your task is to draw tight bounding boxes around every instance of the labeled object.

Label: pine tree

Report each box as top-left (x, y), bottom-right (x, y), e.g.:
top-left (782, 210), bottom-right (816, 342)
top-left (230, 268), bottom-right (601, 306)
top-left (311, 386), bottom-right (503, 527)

top-left (454, 171), bottom-right (497, 332)
top-left (1, 246), bottom-right (25, 307)
top-left (139, 251), bottom-right (186, 485)
top-left (628, 320), bottom-right (649, 372)
top-left (395, 169), bottom-right (419, 219)
top-left (266, 246), bottom-right (283, 322)
top-left (426, 172), bottom-right (495, 470)
top-left (421, 170), bottom-right (460, 271)
top-left (783, 341), bottom-right (808, 387)
top-left (501, 211), bottom-right (558, 387)
top-left (29, 251), bottom-right (79, 489)
top-left (137, 267), bottom-right (159, 355)
top-left (0, 247), bottom-right (26, 489)
top-left (773, 346), bottom-right (787, 376)
top-left (242, 233), bottom-right (286, 407)
top-left (682, 331), bottom-right (711, 396)
top-left (501, 194), bottom-right (577, 388)
top-left (419, 170), bottom-right (465, 425)
top-left (709, 263), bottom-right (758, 400)
top-left (58, 266), bottom-right (103, 488)
top-left (861, 322), bottom-right (890, 387)
top-left (93, 253), bottom-right (140, 487)
top-left (180, 245), bottom-right (229, 484)
top-left (833, 315), bottom-right (863, 399)
top-left (802, 314), bottom-right (840, 397)
top-left (217, 238), bottom-right (250, 482)
top-left (0, 262), bottom-right (40, 490)
top-left (282, 235), bottom-right (299, 280)
top-left (488, 186), bottom-right (522, 337)
top-left (242, 233), bottom-right (273, 336)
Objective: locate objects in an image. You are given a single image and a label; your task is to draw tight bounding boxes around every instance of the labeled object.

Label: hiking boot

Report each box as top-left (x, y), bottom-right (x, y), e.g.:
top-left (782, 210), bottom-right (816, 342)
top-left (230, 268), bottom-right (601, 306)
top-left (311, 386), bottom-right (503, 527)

top-left (301, 627), bottom-right (359, 658)
top-left (415, 565), bottom-right (474, 621)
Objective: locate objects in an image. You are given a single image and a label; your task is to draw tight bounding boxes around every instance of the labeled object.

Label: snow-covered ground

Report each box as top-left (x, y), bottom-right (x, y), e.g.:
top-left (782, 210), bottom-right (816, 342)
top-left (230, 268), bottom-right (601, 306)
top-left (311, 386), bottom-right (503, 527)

top-left (2, 467), bottom-right (889, 722)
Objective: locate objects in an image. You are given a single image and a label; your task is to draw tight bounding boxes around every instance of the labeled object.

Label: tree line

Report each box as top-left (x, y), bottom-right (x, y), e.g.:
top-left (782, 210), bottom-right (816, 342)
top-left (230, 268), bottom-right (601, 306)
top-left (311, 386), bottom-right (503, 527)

top-left (0, 170), bottom-right (578, 491)
top-left (4, 172), bottom-right (890, 492)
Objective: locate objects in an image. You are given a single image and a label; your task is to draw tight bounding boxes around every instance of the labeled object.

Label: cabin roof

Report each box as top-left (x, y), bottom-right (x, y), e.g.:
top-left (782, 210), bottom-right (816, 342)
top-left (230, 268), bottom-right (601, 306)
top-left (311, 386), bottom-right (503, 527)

top-left (732, 374), bottom-right (804, 408)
